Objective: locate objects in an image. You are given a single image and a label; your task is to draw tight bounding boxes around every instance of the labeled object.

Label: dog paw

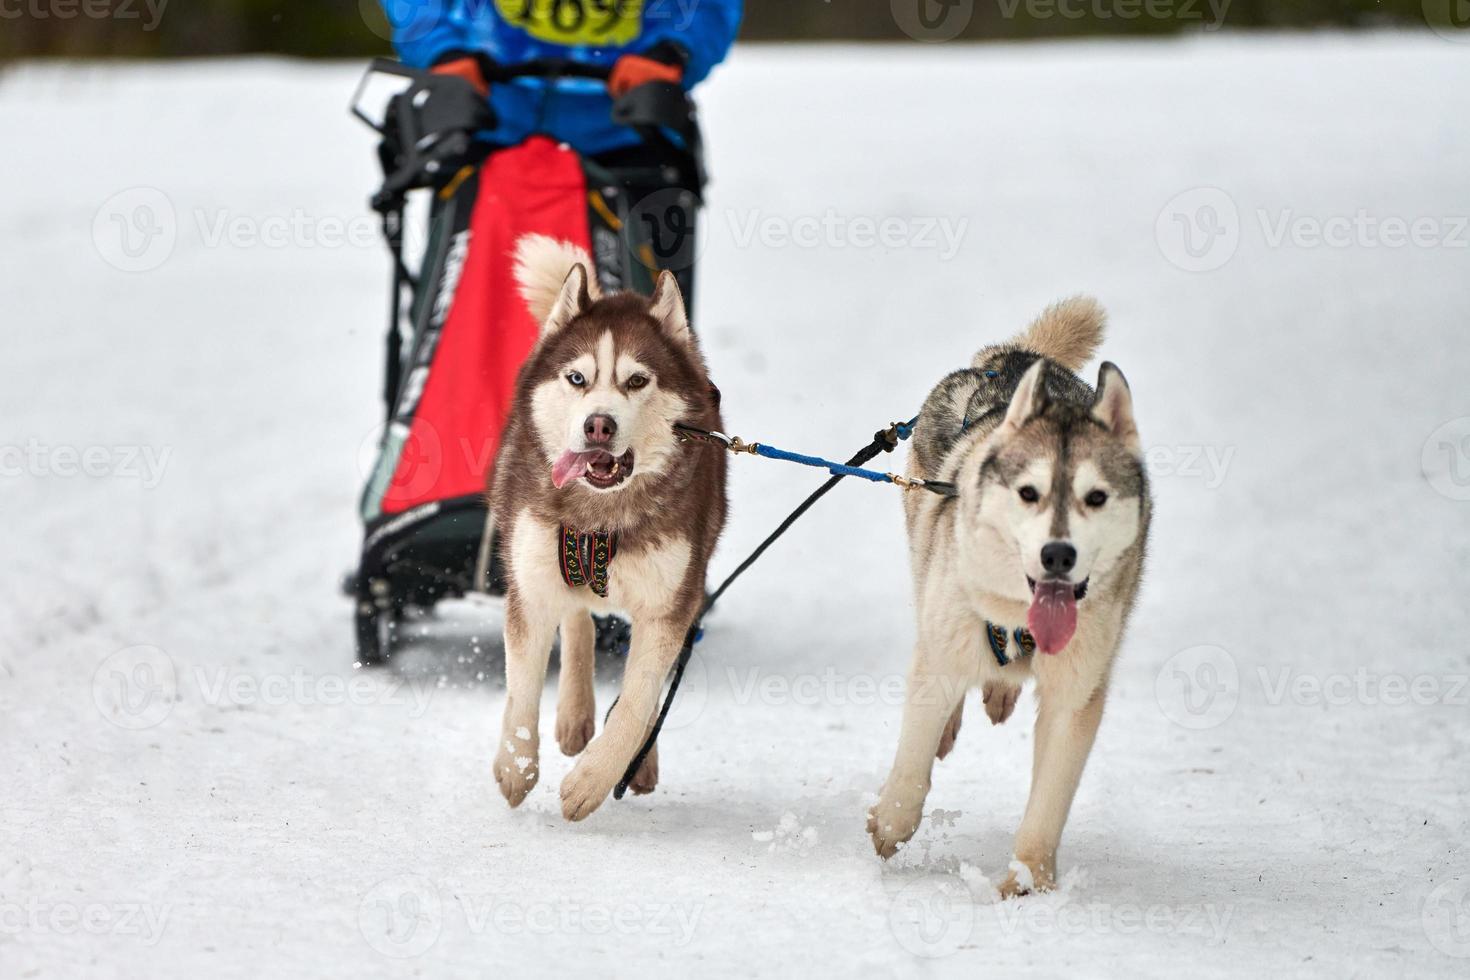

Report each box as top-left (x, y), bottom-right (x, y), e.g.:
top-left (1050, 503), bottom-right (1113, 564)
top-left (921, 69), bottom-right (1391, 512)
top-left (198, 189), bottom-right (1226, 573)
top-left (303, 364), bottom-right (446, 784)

top-left (982, 682), bottom-right (1020, 725)
top-left (559, 744), bottom-right (621, 822)
top-left (556, 707), bottom-right (595, 757)
top-left (866, 794), bottom-right (924, 859)
top-left (627, 743), bottom-right (659, 795)
top-left (937, 701), bottom-right (964, 760)
top-left (998, 855), bottom-right (1055, 899)
top-left (493, 739), bottom-right (539, 808)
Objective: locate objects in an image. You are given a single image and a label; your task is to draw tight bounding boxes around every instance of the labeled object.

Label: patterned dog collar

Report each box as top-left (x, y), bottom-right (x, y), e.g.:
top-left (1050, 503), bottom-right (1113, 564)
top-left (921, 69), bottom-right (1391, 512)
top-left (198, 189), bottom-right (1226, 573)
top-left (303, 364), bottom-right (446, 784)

top-left (559, 525), bottom-right (619, 598)
top-left (985, 621), bottom-right (1037, 667)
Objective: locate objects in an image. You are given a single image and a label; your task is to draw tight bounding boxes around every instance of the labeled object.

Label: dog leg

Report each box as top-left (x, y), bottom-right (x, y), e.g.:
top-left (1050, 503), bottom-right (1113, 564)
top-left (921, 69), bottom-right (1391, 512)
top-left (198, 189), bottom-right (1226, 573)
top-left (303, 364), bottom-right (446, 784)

top-left (493, 593), bottom-right (557, 807)
top-left (555, 611), bottom-right (597, 756)
top-left (868, 647), bottom-right (969, 859)
top-left (998, 684), bottom-right (1106, 897)
top-left (561, 617), bottom-right (684, 821)
top-left (982, 680), bottom-right (1021, 725)
top-left (936, 699), bottom-right (964, 760)
top-left (627, 739), bottom-right (659, 796)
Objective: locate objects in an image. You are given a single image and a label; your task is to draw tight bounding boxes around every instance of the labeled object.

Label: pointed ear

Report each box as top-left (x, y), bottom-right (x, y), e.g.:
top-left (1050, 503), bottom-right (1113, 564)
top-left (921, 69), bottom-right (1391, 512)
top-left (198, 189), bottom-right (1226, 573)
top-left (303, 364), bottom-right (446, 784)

top-left (1093, 362), bottom-right (1140, 455)
top-left (648, 270), bottom-right (690, 345)
top-left (543, 264), bottom-right (591, 334)
top-left (1000, 359), bottom-right (1049, 434)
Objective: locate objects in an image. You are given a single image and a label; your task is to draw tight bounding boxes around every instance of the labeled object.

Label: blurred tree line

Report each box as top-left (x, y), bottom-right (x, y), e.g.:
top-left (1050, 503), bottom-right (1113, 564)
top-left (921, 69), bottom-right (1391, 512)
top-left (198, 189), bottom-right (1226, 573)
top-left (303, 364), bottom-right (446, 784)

top-left (0, 1), bottom-right (1441, 59)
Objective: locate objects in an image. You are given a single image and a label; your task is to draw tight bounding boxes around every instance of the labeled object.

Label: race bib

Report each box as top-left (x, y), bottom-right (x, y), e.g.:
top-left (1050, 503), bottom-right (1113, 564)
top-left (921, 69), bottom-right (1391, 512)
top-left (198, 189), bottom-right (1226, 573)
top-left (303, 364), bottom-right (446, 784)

top-left (495, 0), bottom-right (644, 47)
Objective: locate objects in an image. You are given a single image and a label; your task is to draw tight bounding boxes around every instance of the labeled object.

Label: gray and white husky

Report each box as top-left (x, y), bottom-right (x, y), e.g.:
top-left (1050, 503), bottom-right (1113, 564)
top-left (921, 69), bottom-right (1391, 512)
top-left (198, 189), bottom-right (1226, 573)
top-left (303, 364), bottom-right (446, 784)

top-left (868, 298), bottom-right (1150, 895)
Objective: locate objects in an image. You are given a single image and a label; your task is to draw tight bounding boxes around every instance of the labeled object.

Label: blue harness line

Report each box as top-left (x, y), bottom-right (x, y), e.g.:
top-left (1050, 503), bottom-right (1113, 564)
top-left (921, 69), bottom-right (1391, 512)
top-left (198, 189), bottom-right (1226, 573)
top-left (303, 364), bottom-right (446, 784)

top-left (673, 419), bottom-right (959, 497)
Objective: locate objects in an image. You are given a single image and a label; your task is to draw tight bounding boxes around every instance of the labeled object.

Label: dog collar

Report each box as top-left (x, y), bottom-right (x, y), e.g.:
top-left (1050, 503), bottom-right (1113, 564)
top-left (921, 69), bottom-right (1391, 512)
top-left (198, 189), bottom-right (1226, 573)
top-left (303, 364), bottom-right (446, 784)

top-left (985, 621), bottom-right (1036, 667)
top-left (559, 525), bottom-right (619, 598)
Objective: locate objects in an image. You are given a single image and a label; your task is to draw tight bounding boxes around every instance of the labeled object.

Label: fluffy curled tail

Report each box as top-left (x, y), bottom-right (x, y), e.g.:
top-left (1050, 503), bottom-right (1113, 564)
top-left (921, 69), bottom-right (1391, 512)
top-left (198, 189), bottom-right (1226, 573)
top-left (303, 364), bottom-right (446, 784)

top-left (513, 234), bottom-right (601, 324)
top-left (975, 295), bottom-right (1106, 372)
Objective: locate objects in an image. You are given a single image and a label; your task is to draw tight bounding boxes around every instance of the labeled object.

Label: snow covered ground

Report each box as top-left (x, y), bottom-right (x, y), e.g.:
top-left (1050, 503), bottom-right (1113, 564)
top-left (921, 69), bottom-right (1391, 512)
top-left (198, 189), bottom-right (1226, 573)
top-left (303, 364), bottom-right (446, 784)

top-left (4, 32), bottom-right (1469, 978)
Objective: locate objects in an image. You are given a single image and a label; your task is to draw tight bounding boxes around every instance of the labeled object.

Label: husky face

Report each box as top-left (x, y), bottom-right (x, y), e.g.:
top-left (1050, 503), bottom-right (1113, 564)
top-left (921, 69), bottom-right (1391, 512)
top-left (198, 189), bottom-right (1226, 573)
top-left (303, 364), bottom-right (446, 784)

top-left (525, 267), bottom-right (698, 495)
top-left (960, 360), bottom-right (1146, 651)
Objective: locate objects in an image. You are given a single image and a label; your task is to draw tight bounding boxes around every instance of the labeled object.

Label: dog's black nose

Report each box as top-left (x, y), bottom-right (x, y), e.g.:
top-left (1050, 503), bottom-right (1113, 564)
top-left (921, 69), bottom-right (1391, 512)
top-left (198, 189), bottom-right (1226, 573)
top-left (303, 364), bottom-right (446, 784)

top-left (1040, 541), bottom-right (1077, 576)
top-left (584, 414), bottom-right (617, 444)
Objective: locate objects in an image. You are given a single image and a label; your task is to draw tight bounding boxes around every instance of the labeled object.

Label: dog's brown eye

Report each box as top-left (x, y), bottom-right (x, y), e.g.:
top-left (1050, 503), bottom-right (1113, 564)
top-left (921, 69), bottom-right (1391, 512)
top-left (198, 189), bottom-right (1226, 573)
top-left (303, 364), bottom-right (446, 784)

top-left (1018, 485), bottom-right (1040, 503)
top-left (567, 371), bottom-right (586, 388)
top-left (1085, 489), bottom-right (1108, 508)
top-left (626, 374), bottom-right (648, 391)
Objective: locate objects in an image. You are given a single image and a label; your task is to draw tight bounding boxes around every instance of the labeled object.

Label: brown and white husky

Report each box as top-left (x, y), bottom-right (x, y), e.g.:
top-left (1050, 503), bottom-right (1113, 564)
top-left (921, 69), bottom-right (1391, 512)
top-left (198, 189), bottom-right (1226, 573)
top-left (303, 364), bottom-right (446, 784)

top-left (487, 235), bottom-right (726, 822)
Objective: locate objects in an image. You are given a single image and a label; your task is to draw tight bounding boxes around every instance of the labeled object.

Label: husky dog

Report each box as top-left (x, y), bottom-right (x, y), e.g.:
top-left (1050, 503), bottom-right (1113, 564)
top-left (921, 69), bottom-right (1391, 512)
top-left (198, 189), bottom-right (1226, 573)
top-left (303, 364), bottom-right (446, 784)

top-left (867, 297), bottom-right (1149, 895)
top-left (488, 235), bottom-right (726, 821)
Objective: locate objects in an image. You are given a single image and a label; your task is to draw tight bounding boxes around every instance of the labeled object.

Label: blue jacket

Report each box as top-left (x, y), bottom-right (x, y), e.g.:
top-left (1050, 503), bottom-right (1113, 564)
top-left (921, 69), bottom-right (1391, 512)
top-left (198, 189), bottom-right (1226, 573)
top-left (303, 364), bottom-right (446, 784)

top-left (383, 0), bottom-right (742, 154)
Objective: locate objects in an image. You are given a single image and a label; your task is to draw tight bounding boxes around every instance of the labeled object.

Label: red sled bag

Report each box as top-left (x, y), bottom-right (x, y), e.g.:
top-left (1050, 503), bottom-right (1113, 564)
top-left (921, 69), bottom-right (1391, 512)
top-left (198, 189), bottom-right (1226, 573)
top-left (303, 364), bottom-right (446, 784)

top-left (347, 61), bottom-right (705, 665)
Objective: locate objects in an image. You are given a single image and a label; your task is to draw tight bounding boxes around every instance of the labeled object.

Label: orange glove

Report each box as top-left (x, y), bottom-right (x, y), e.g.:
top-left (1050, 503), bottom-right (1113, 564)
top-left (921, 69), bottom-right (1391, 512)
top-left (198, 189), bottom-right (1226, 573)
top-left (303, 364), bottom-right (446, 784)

top-left (609, 54), bottom-right (684, 97)
top-left (432, 56), bottom-right (489, 96)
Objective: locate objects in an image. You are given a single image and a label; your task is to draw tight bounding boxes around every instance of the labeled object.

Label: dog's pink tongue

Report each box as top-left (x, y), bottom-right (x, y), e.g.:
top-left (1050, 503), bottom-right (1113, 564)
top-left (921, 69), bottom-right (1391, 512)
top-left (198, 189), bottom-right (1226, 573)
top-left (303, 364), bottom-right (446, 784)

top-left (552, 451), bottom-right (599, 489)
top-left (1028, 581), bottom-right (1078, 654)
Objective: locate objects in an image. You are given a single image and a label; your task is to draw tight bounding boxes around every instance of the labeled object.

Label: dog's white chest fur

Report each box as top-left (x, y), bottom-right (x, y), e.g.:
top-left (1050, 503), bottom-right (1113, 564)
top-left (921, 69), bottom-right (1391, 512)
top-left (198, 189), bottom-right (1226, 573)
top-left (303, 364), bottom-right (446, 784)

top-left (508, 509), bottom-right (691, 618)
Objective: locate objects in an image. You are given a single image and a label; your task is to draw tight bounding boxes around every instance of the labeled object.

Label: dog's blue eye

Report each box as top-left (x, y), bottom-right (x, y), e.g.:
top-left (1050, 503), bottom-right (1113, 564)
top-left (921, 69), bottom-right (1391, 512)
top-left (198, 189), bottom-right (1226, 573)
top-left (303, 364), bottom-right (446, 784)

top-left (1019, 485), bottom-right (1040, 503)
top-left (567, 371), bottom-right (586, 387)
top-left (985, 370), bottom-right (999, 379)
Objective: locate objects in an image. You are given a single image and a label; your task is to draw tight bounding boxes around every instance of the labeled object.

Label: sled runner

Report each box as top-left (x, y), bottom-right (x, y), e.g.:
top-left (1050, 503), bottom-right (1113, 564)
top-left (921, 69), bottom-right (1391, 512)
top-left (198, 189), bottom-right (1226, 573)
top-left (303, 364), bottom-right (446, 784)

top-left (345, 59), bottom-right (706, 665)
